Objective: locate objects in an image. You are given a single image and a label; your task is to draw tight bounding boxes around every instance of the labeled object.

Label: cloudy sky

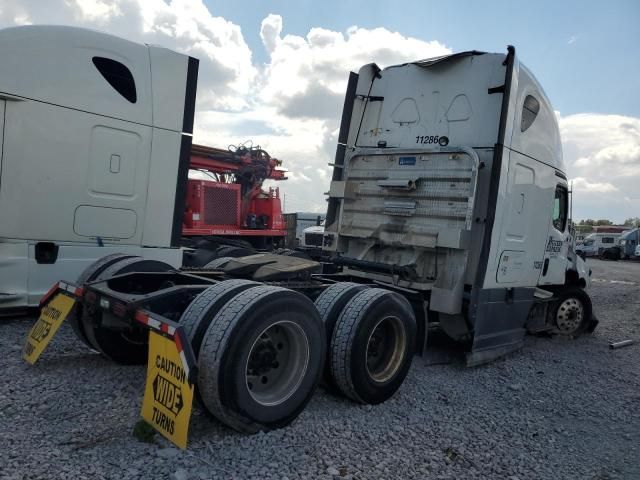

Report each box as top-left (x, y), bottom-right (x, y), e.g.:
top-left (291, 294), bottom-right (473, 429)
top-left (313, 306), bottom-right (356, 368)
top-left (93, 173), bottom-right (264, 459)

top-left (1, 0), bottom-right (638, 222)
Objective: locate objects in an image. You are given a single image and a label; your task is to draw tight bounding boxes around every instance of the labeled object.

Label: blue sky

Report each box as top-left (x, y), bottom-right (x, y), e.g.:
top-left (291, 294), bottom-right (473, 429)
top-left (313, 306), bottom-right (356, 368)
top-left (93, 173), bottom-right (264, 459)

top-left (1, 0), bottom-right (639, 221)
top-left (205, 0), bottom-right (640, 117)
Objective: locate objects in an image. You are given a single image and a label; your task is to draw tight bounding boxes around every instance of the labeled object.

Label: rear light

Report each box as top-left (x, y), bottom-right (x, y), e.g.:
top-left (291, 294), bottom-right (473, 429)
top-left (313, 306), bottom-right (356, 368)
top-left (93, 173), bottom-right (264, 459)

top-left (39, 282), bottom-right (61, 307)
top-left (84, 290), bottom-right (97, 304)
top-left (112, 301), bottom-right (128, 318)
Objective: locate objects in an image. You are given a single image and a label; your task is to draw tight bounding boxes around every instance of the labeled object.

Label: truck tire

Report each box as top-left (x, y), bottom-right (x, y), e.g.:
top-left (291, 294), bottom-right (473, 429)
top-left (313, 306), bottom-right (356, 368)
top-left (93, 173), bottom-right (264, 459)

top-left (180, 280), bottom-right (261, 408)
top-left (198, 286), bottom-right (325, 433)
top-left (184, 241), bottom-right (254, 268)
top-left (71, 253), bottom-right (137, 349)
top-left (80, 257), bottom-right (174, 364)
top-left (179, 280), bottom-right (260, 360)
top-left (329, 288), bottom-right (416, 404)
top-left (183, 248), bottom-right (220, 268)
top-left (549, 286), bottom-right (594, 336)
top-left (314, 282), bottom-right (369, 387)
top-left (204, 257), bottom-right (234, 270)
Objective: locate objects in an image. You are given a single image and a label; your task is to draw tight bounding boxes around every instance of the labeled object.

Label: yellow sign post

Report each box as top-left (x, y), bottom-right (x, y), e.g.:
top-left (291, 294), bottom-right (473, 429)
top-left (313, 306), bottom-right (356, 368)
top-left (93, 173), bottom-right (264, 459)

top-left (141, 330), bottom-right (194, 449)
top-left (23, 293), bottom-right (76, 365)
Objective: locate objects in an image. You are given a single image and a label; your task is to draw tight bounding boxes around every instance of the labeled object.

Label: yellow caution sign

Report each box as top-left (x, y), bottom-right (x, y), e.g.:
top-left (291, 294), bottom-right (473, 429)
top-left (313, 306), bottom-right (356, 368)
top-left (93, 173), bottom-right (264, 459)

top-left (141, 330), bottom-right (194, 449)
top-left (23, 293), bottom-right (76, 365)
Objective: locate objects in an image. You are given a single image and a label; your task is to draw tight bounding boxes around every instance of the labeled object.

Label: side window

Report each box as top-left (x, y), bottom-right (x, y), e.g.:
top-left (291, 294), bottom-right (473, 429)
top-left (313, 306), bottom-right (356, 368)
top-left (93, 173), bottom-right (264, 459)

top-left (92, 57), bottom-right (137, 103)
top-left (552, 185), bottom-right (567, 232)
top-left (602, 237), bottom-right (614, 244)
top-left (521, 95), bottom-right (540, 132)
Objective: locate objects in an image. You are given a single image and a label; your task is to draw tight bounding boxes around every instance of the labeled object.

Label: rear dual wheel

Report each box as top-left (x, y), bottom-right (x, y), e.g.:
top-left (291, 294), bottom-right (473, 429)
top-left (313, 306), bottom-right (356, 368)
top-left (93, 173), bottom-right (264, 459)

top-left (314, 282), bottom-right (368, 388)
top-left (75, 255), bottom-right (174, 364)
top-left (71, 253), bottom-right (136, 349)
top-left (329, 288), bottom-right (417, 404)
top-left (316, 284), bottom-right (417, 404)
top-left (180, 279), bottom-right (260, 359)
top-left (188, 285), bottom-right (325, 432)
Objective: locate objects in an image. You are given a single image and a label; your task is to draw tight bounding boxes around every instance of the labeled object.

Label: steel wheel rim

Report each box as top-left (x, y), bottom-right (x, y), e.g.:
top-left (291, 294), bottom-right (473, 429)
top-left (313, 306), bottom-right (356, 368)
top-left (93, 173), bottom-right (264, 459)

top-left (245, 320), bottom-right (309, 406)
top-left (556, 297), bottom-right (584, 334)
top-left (365, 316), bottom-right (406, 383)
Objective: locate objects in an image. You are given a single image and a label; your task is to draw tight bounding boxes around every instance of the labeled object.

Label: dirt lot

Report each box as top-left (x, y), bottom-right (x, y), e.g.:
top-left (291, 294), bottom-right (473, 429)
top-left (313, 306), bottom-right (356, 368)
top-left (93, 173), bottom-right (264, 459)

top-left (1, 259), bottom-right (638, 480)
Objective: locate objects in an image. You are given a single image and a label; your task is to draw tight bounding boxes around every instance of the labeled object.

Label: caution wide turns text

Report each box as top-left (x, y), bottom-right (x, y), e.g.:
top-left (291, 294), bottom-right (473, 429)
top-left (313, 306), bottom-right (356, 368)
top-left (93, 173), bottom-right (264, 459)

top-left (141, 331), bottom-right (194, 449)
top-left (23, 294), bottom-right (75, 364)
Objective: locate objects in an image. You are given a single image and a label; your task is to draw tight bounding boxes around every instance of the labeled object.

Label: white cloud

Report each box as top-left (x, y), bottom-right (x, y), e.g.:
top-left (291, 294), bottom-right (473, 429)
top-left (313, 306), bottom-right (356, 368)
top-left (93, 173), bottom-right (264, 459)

top-left (567, 35), bottom-right (577, 45)
top-left (259, 16), bottom-right (450, 116)
top-left (249, 15), bottom-right (451, 211)
top-left (560, 113), bottom-right (640, 222)
top-left (72, 0), bottom-right (122, 22)
top-left (0, 0), bottom-right (255, 110)
top-left (2, 3), bottom-right (637, 222)
top-left (260, 14), bottom-right (281, 55)
top-left (570, 177), bottom-right (618, 193)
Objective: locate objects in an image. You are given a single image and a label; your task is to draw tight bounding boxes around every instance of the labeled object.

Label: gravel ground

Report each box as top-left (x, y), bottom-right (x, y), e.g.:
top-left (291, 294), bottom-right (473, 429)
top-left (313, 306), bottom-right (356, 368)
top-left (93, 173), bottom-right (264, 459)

top-left (1, 259), bottom-right (638, 480)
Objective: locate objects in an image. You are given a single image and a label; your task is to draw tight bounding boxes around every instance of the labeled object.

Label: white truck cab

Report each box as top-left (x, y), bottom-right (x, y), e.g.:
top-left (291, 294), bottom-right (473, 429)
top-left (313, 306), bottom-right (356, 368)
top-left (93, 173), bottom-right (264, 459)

top-left (324, 47), bottom-right (593, 364)
top-left (0, 26), bottom-right (198, 310)
top-left (299, 223), bottom-right (325, 250)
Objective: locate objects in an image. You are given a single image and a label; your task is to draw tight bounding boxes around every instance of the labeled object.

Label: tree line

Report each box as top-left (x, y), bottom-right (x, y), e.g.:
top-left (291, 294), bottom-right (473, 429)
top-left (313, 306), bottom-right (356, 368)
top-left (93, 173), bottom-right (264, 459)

top-left (576, 217), bottom-right (640, 227)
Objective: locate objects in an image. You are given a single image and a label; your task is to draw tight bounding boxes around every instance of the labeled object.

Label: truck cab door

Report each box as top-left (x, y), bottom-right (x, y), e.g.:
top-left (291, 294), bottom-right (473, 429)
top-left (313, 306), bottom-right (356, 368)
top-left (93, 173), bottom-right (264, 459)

top-left (538, 183), bottom-right (569, 286)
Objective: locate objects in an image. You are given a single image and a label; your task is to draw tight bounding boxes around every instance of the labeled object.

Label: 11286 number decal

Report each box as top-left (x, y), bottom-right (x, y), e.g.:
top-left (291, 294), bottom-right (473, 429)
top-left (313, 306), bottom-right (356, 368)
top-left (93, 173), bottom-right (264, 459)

top-left (415, 135), bottom-right (449, 146)
top-left (416, 135), bottom-right (439, 144)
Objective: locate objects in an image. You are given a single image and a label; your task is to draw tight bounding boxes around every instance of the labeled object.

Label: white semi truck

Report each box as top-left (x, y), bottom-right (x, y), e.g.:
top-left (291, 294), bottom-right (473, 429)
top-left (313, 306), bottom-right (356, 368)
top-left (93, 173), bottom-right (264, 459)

top-left (0, 26), bottom-right (290, 314)
top-left (322, 48), bottom-right (595, 365)
top-left (11, 27), bottom-right (596, 445)
top-left (0, 26), bottom-right (195, 312)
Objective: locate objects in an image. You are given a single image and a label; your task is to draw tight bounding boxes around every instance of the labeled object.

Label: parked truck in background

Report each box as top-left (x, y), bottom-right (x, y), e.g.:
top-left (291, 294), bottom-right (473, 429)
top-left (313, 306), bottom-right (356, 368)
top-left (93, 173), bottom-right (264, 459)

top-left (298, 221), bottom-right (325, 256)
top-left (618, 228), bottom-right (640, 259)
top-left (576, 232), bottom-right (622, 258)
top-left (281, 212), bottom-right (325, 252)
top-left (9, 27), bottom-right (596, 445)
top-left (0, 26), bottom-right (288, 313)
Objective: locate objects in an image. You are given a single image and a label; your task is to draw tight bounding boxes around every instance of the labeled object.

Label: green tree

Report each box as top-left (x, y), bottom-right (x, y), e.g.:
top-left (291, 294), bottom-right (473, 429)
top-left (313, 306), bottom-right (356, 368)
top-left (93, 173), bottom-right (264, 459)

top-left (623, 217), bottom-right (640, 227)
top-left (595, 219), bottom-right (613, 226)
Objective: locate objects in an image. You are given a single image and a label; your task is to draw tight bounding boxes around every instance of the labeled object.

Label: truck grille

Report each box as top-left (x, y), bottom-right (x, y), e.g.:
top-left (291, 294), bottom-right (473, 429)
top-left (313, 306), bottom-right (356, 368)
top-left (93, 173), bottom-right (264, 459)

top-left (203, 185), bottom-right (238, 225)
top-left (305, 233), bottom-right (323, 247)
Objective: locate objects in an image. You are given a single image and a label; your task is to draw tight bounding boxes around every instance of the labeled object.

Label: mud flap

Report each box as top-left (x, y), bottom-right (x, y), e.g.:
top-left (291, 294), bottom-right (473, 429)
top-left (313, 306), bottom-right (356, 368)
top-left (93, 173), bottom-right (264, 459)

top-left (23, 281), bottom-right (83, 364)
top-left (466, 287), bottom-right (535, 367)
top-left (137, 311), bottom-right (196, 449)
